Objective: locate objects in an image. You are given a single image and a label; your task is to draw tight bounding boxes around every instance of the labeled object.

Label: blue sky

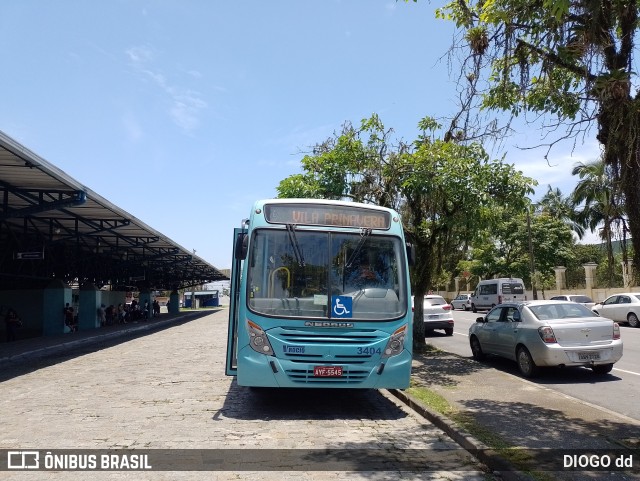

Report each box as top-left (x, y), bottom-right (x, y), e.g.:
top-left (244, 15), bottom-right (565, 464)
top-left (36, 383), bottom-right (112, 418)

top-left (0, 1), bottom-right (601, 270)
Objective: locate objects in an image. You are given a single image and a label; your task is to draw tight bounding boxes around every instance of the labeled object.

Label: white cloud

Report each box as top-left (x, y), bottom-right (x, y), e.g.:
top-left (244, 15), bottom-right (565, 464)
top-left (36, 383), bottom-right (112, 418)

top-left (125, 45), bottom-right (208, 133)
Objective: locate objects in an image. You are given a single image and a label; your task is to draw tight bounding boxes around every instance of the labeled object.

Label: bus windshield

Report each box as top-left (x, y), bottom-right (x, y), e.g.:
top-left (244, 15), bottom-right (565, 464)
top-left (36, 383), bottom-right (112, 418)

top-left (247, 228), bottom-right (407, 321)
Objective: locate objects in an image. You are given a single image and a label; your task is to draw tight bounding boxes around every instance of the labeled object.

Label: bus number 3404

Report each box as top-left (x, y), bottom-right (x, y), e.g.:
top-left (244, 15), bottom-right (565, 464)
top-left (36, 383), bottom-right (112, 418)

top-left (357, 347), bottom-right (382, 355)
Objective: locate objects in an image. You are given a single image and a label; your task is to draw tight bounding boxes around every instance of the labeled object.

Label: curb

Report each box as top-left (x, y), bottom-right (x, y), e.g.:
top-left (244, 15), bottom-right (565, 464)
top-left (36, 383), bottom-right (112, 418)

top-left (388, 388), bottom-right (532, 481)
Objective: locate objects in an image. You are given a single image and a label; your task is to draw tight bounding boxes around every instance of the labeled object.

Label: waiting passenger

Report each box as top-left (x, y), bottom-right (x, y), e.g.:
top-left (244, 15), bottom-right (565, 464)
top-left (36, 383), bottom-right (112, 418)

top-left (4, 307), bottom-right (21, 342)
top-left (64, 305), bottom-right (78, 332)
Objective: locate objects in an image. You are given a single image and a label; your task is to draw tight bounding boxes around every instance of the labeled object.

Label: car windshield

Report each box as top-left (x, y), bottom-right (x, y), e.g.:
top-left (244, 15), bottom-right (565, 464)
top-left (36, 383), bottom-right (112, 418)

top-left (529, 303), bottom-right (595, 320)
top-left (569, 295), bottom-right (593, 303)
top-left (424, 297), bottom-right (446, 306)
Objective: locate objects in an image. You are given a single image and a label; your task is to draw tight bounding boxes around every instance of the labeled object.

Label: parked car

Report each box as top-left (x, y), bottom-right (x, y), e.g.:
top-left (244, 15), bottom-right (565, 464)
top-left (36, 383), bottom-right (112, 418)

top-left (549, 294), bottom-right (595, 309)
top-left (471, 278), bottom-right (526, 312)
top-left (469, 300), bottom-right (623, 378)
top-left (412, 295), bottom-right (454, 336)
top-left (451, 293), bottom-right (472, 311)
top-left (592, 293), bottom-right (640, 327)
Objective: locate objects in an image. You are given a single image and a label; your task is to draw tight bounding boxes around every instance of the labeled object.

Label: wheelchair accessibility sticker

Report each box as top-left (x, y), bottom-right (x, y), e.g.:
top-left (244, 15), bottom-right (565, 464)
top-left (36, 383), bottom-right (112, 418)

top-left (332, 296), bottom-right (352, 318)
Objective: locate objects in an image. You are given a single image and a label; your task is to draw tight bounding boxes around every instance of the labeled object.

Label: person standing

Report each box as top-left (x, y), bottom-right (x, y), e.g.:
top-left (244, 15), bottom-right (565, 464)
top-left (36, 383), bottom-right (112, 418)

top-left (4, 308), bottom-right (21, 342)
top-left (98, 304), bottom-right (106, 327)
top-left (64, 304), bottom-right (77, 332)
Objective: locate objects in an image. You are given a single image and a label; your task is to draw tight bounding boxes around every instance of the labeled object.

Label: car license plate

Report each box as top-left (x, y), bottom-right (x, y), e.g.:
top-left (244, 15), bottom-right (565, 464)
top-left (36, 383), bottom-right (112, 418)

top-left (427, 314), bottom-right (439, 319)
top-left (313, 366), bottom-right (343, 377)
top-left (578, 352), bottom-right (601, 361)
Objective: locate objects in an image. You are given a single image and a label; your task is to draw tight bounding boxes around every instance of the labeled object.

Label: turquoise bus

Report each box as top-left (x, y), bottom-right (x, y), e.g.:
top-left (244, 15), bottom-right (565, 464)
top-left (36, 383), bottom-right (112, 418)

top-left (225, 199), bottom-right (413, 388)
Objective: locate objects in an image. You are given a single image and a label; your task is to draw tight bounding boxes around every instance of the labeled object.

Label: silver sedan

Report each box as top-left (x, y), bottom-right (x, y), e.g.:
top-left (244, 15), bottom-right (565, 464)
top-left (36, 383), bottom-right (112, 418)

top-left (469, 300), bottom-right (623, 378)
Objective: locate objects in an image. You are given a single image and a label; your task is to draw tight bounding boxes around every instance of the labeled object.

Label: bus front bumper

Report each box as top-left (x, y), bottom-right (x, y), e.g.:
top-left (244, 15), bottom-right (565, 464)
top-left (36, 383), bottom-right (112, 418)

top-left (236, 345), bottom-right (412, 389)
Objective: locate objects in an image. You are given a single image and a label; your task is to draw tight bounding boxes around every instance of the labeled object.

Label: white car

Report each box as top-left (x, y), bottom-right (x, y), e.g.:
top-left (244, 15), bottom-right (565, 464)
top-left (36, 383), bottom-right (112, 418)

top-left (550, 294), bottom-right (595, 309)
top-left (451, 293), bottom-right (472, 311)
top-left (412, 295), bottom-right (454, 336)
top-left (469, 300), bottom-right (623, 377)
top-left (592, 293), bottom-right (640, 328)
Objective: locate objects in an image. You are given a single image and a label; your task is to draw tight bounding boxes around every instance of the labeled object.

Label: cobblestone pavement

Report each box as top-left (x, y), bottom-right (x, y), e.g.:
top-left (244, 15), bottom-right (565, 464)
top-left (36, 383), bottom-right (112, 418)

top-left (0, 310), bottom-right (493, 481)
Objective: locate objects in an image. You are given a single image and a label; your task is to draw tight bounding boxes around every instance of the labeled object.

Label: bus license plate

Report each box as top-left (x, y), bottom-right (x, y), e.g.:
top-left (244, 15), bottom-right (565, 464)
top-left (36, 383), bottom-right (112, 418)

top-left (314, 366), bottom-right (343, 377)
top-left (578, 352), bottom-right (601, 361)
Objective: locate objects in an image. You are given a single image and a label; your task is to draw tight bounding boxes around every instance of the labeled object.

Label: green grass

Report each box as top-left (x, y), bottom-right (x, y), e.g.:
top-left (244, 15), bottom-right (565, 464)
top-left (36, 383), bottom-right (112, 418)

top-left (406, 383), bottom-right (554, 481)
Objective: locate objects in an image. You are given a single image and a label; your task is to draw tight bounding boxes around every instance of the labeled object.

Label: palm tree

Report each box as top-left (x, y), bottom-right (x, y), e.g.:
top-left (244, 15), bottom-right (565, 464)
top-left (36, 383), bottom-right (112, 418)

top-left (536, 186), bottom-right (585, 239)
top-left (571, 159), bottom-right (628, 285)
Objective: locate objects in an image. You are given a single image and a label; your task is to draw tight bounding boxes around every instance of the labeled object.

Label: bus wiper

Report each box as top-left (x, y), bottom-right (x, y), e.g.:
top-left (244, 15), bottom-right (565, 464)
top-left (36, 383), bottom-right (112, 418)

top-left (286, 224), bottom-right (305, 267)
top-left (346, 228), bottom-right (372, 268)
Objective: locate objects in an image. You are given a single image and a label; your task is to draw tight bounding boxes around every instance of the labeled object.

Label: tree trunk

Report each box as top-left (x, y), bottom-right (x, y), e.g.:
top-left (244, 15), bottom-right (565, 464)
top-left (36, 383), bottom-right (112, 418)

top-left (621, 155), bottom-right (640, 283)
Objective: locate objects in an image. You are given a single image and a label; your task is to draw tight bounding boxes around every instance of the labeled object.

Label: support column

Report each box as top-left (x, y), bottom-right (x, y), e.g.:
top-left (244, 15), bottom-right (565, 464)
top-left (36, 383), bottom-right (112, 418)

top-left (169, 290), bottom-right (180, 314)
top-left (42, 279), bottom-right (71, 335)
top-left (553, 266), bottom-right (567, 291)
top-left (78, 283), bottom-right (100, 330)
top-left (583, 262), bottom-right (598, 299)
top-left (454, 277), bottom-right (461, 294)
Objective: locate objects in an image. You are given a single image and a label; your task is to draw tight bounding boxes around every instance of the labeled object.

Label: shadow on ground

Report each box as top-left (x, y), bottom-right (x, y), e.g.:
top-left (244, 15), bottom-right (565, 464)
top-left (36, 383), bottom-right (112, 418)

top-left (0, 312), bottom-right (213, 382)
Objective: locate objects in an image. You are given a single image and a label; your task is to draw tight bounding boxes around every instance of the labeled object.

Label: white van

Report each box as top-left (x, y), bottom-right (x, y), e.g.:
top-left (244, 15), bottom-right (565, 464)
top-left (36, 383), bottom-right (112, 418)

top-left (471, 278), bottom-right (526, 312)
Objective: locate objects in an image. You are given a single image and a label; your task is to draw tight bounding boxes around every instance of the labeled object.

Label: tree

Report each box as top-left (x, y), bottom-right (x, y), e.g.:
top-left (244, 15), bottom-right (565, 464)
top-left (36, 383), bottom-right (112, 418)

top-left (427, 0), bottom-right (640, 278)
top-left (537, 185), bottom-right (584, 239)
top-left (466, 209), bottom-right (576, 289)
top-left (277, 114), bottom-right (535, 348)
top-left (572, 158), bottom-right (628, 283)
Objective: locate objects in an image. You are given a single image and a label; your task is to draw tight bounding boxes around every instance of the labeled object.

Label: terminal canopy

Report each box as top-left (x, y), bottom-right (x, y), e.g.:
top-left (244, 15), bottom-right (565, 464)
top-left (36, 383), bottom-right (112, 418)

top-left (0, 131), bottom-right (227, 291)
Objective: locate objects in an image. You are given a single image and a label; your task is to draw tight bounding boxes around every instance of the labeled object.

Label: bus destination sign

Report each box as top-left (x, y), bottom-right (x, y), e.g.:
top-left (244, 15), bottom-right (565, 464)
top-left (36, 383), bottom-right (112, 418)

top-left (264, 204), bottom-right (391, 229)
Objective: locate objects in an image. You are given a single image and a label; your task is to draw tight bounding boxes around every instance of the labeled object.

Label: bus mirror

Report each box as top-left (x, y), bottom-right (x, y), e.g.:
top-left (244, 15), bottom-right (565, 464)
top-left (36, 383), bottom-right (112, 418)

top-left (406, 242), bottom-right (415, 266)
top-left (235, 233), bottom-right (248, 260)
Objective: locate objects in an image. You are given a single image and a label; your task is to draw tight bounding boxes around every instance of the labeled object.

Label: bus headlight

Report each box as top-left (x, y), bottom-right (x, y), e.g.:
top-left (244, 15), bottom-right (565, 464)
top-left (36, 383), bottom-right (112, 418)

top-left (382, 325), bottom-right (407, 358)
top-left (247, 320), bottom-right (274, 355)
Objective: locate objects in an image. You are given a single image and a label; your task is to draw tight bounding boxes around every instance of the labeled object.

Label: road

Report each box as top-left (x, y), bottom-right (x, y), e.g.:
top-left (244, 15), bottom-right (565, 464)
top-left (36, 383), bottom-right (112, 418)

top-left (426, 309), bottom-right (640, 421)
top-left (0, 309), bottom-right (492, 480)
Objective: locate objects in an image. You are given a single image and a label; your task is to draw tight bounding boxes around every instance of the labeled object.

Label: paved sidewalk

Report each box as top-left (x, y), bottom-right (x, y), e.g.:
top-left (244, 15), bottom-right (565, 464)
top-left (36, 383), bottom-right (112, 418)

top-left (390, 346), bottom-right (640, 480)
top-left (0, 310), bottom-right (213, 366)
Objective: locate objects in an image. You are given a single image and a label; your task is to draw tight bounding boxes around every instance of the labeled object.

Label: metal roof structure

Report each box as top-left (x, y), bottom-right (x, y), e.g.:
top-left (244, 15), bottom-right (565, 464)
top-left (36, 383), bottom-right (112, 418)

top-left (0, 130), bottom-right (228, 291)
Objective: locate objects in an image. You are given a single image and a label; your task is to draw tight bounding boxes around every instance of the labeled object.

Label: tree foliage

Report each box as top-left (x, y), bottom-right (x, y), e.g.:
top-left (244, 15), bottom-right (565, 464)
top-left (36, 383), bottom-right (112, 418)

top-left (426, 0), bottom-right (640, 277)
top-left (465, 209), bottom-right (576, 289)
top-left (277, 114), bottom-right (535, 348)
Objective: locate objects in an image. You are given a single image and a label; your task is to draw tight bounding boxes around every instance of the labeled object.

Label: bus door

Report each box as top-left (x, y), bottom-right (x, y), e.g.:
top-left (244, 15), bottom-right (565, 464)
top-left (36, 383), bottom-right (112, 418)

top-left (225, 227), bottom-right (246, 376)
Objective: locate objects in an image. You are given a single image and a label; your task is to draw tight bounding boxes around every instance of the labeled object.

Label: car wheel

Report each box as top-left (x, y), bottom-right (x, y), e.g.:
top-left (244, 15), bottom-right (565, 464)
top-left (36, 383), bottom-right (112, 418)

top-left (470, 336), bottom-right (484, 360)
top-left (516, 346), bottom-right (539, 378)
top-left (464, 305), bottom-right (469, 311)
top-left (591, 363), bottom-right (613, 375)
top-left (472, 304), bottom-right (477, 313)
top-left (444, 328), bottom-right (453, 336)
top-left (628, 313), bottom-right (640, 328)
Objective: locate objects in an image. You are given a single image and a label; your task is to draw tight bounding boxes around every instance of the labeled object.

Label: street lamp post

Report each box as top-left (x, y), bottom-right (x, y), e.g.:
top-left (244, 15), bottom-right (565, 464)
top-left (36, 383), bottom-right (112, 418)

top-left (527, 208), bottom-right (538, 300)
